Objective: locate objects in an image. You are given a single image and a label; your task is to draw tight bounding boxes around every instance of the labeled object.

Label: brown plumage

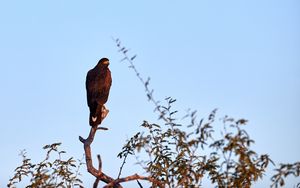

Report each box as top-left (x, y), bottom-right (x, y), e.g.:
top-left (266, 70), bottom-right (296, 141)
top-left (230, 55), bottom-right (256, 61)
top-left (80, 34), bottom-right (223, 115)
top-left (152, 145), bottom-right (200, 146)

top-left (86, 58), bottom-right (112, 126)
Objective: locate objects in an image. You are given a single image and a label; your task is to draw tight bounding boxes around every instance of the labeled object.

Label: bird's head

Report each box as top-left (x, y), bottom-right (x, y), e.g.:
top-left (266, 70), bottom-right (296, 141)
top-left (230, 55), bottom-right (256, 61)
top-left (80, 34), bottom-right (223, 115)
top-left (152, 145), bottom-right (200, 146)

top-left (98, 58), bottom-right (110, 67)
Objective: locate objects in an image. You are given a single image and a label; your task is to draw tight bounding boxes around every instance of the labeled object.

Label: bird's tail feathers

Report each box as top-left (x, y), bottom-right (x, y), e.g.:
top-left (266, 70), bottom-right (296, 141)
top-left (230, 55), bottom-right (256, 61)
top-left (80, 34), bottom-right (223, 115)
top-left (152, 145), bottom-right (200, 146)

top-left (89, 105), bottom-right (103, 126)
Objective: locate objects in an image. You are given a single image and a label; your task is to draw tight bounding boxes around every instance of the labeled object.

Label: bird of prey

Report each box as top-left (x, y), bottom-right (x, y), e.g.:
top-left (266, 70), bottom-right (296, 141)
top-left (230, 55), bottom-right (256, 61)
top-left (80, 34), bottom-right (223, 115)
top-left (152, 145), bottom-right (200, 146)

top-left (86, 58), bottom-right (112, 126)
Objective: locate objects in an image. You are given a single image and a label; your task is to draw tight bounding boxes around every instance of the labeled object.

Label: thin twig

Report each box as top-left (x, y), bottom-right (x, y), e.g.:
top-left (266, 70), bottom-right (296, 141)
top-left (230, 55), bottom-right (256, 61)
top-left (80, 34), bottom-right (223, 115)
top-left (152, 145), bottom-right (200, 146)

top-left (136, 180), bottom-right (143, 188)
top-left (93, 179), bottom-right (100, 188)
top-left (113, 37), bottom-right (170, 124)
top-left (71, 154), bottom-right (85, 187)
top-left (117, 152), bottom-right (128, 179)
top-left (93, 155), bottom-right (103, 188)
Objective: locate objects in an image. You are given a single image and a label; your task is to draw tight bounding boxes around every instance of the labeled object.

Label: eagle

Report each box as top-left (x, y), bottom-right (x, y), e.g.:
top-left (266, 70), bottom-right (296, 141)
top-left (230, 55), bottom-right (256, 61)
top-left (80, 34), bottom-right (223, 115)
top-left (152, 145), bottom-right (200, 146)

top-left (86, 58), bottom-right (112, 126)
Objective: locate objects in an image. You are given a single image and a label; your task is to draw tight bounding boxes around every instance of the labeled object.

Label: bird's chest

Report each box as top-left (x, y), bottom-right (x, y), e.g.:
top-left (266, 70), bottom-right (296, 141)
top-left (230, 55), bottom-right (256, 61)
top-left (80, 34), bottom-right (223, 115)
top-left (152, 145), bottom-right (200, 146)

top-left (93, 73), bottom-right (108, 88)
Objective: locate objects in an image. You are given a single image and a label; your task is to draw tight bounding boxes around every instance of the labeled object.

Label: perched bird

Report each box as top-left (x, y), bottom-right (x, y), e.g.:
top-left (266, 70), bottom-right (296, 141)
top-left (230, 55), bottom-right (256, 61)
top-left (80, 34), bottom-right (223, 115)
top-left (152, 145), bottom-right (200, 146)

top-left (86, 58), bottom-right (112, 126)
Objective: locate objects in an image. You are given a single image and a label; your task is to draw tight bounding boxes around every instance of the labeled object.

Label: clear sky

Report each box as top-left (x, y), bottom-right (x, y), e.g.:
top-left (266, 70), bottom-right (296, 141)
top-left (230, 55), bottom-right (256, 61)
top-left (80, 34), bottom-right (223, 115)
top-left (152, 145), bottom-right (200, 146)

top-left (0, 1), bottom-right (299, 187)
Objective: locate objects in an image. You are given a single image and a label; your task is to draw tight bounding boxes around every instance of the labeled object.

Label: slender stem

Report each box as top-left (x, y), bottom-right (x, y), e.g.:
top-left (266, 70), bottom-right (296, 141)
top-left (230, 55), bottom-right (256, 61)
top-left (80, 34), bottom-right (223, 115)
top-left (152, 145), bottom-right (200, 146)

top-left (117, 152), bottom-right (128, 179)
top-left (113, 37), bottom-right (170, 124)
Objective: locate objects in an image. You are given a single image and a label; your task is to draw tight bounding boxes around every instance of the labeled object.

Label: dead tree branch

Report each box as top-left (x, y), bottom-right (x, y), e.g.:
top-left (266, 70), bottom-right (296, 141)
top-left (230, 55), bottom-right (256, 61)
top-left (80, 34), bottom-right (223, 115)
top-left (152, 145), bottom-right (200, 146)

top-left (103, 174), bottom-right (164, 188)
top-left (79, 108), bottom-right (122, 188)
top-left (79, 103), bottom-right (162, 187)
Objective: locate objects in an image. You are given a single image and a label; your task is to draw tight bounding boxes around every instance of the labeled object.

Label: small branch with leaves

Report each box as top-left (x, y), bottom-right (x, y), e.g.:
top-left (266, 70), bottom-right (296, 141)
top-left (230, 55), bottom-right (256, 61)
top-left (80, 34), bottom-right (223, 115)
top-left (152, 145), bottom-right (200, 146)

top-left (7, 143), bottom-right (84, 188)
top-left (271, 162), bottom-right (300, 188)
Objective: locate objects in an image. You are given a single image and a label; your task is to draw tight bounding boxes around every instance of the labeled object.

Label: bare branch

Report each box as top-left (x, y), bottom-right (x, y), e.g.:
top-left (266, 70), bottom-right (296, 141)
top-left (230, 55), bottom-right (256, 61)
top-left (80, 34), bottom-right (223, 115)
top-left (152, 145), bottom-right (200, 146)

top-left (93, 179), bottom-right (100, 188)
top-left (79, 110), bottom-right (122, 188)
top-left (117, 151), bottom-right (129, 179)
top-left (97, 127), bottom-right (109, 131)
top-left (97, 154), bottom-right (102, 172)
top-left (93, 155), bottom-right (103, 188)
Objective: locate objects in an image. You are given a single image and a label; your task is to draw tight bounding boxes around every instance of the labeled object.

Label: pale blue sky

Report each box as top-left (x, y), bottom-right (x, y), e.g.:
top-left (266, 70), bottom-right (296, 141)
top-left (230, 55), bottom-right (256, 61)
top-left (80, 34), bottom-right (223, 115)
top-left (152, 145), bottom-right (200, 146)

top-left (0, 1), bottom-right (299, 187)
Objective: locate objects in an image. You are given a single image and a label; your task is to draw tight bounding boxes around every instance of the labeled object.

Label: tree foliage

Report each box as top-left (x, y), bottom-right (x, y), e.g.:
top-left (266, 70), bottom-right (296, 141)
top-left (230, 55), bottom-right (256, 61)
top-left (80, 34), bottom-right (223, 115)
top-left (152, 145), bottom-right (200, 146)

top-left (115, 38), bottom-right (300, 188)
top-left (118, 99), bottom-right (273, 187)
top-left (8, 143), bottom-right (84, 188)
top-left (271, 162), bottom-right (300, 188)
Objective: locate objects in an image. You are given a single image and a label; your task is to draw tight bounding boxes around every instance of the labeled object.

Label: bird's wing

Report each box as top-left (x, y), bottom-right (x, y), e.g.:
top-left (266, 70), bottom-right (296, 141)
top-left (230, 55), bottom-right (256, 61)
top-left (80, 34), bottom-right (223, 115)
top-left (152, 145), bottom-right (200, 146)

top-left (99, 69), bottom-right (112, 104)
top-left (86, 70), bottom-right (94, 107)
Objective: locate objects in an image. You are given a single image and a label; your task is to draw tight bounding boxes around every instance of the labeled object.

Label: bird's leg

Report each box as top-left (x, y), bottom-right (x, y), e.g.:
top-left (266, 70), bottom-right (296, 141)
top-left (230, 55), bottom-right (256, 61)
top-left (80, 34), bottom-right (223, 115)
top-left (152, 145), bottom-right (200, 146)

top-left (101, 105), bottom-right (109, 121)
